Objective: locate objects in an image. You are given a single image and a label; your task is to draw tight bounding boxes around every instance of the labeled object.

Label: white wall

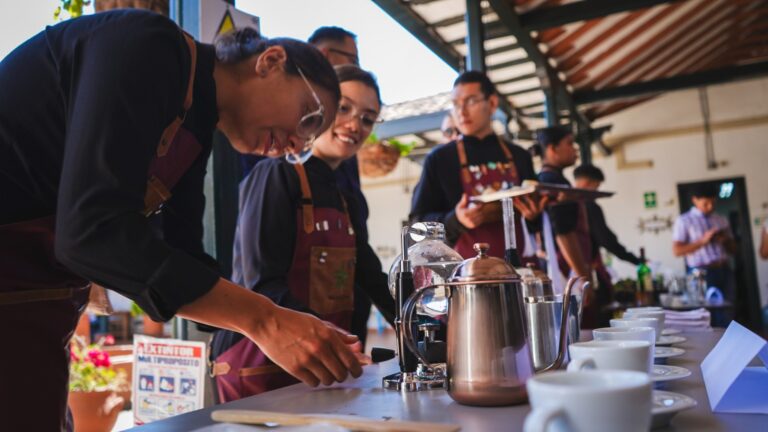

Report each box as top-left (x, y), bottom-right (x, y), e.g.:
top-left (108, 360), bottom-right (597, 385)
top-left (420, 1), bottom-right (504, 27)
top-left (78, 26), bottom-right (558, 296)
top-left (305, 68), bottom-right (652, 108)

top-left (362, 77), bottom-right (768, 306)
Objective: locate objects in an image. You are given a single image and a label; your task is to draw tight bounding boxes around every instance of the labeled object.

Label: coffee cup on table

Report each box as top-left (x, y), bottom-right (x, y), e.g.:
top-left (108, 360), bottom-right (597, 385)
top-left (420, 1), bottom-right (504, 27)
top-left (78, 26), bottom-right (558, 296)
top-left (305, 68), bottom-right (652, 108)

top-left (592, 326), bottom-right (656, 354)
top-left (611, 317), bottom-right (662, 342)
top-left (524, 370), bottom-right (652, 432)
top-left (623, 310), bottom-right (666, 332)
top-left (568, 340), bottom-right (653, 374)
top-left (625, 306), bottom-right (663, 313)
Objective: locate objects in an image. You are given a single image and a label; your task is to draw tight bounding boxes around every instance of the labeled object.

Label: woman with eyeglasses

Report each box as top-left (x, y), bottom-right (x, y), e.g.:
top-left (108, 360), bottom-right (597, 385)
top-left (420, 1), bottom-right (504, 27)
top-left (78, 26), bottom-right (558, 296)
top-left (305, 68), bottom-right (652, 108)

top-left (211, 65), bottom-right (396, 402)
top-left (0, 11), bottom-right (365, 430)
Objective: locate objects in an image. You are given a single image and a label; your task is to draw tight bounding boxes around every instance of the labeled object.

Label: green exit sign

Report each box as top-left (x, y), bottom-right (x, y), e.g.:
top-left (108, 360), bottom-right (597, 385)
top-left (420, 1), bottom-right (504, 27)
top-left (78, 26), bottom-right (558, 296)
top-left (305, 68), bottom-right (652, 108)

top-left (644, 192), bottom-right (657, 209)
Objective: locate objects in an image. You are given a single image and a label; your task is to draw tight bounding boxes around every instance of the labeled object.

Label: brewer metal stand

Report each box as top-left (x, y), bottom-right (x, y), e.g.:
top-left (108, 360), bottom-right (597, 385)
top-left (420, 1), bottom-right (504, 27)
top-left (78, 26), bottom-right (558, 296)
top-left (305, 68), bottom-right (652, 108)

top-left (383, 226), bottom-right (446, 391)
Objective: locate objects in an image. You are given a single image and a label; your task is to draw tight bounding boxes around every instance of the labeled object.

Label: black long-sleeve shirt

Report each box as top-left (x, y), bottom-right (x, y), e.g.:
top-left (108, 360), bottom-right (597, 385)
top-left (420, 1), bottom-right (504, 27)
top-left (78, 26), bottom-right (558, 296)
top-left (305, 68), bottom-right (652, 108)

top-left (409, 133), bottom-right (537, 245)
top-left (585, 201), bottom-right (641, 265)
top-left (0, 11), bottom-right (219, 320)
top-left (212, 156), bottom-right (395, 356)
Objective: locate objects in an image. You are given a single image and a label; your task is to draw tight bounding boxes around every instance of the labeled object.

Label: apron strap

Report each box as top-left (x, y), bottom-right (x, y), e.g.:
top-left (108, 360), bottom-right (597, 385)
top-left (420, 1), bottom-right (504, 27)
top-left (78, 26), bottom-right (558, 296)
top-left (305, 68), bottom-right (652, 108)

top-left (143, 32), bottom-right (197, 215)
top-left (496, 136), bottom-right (519, 182)
top-left (456, 138), bottom-right (472, 185)
top-left (293, 163), bottom-right (315, 234)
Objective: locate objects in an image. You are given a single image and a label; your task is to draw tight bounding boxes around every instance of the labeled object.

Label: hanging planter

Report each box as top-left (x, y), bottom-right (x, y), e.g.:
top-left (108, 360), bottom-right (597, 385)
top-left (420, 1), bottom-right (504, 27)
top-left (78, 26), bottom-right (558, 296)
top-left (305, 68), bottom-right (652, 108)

top-left (358, 134), bottom-right (415, 178)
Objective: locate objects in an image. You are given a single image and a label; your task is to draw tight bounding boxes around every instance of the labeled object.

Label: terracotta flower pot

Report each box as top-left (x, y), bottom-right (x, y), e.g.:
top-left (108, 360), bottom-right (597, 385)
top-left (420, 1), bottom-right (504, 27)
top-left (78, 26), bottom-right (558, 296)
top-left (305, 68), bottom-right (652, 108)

top-left (142, 315), bottom-right (165, 337)
top-left (68, 391), bottom-right (124, 432)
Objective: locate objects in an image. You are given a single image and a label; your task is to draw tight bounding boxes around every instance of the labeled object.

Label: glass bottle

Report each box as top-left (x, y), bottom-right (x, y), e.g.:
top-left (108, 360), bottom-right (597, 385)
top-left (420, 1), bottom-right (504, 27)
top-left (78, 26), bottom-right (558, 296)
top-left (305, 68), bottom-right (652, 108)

top-left (636, 247), bottom-right (653, 306)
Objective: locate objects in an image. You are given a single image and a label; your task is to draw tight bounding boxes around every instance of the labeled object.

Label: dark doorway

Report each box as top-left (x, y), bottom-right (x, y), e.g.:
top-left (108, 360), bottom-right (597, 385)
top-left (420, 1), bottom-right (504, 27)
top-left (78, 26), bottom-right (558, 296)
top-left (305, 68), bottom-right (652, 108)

top-left (677, 177), bottom-right (762, 330)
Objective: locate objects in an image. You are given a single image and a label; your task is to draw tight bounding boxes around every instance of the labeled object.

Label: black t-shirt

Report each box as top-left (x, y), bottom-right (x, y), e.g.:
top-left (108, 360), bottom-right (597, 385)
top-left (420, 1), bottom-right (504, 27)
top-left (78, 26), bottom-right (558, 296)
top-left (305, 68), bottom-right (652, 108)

top-left (409, 133), bottom-right (537, 245)
top-left (0, 10), bottom-right (220, 320)
top-left (538, 165), bottom-right (579, 235)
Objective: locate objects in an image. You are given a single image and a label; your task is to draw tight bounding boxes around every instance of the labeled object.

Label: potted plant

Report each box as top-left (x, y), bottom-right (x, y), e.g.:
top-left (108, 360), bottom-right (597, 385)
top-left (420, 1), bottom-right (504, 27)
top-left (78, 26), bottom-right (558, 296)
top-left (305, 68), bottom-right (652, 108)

top-left (68, 335), bottom-right (128, 432)
top-left (131, 302), bottom-right (166, 337)
top-left (358, 134), bottom-right (415, 178)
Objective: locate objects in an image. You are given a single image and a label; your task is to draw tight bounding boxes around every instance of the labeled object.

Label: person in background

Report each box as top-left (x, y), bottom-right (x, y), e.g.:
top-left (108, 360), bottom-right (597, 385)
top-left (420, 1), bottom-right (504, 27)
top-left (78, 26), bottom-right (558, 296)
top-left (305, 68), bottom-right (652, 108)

top-left (673, 184), bottom-right (737, 323)
top-left (0, 13), bottom-right (363, 431)
top-left (441, 113), bottom-right (459, 142)
top-left (211, 66), bottom-right (395, 402)
top-left (759, 218), bottom-right (768, 259)
top-left (535, 126), bottom-right (595, 326)
top-left (308, 26), bottom-right (359, 66)
top-left (574, 164), bottom-right (642, 325)
top-left (410, 71), bottom-right (545, 262)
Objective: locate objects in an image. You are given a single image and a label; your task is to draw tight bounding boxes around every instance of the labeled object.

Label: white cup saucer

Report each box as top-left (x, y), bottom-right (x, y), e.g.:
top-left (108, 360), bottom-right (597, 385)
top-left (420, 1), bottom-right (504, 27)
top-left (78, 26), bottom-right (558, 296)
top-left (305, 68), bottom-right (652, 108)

top-left (656, 335), bottom-right (686, 346)
top-left (652, 364), bottom-right (691, 382)
top-left (654, 346), bottom-right (685, 359)
top-left (662, 328), bottom-right (681, 336)
top-left (652, 390), bottom-right (697, 428)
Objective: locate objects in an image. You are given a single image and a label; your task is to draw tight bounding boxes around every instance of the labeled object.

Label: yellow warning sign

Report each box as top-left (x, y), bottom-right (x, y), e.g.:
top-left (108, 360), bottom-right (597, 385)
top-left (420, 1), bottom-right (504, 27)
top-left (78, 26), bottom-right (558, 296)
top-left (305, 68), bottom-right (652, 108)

top-left (216, 9), bottom-right (235, 36)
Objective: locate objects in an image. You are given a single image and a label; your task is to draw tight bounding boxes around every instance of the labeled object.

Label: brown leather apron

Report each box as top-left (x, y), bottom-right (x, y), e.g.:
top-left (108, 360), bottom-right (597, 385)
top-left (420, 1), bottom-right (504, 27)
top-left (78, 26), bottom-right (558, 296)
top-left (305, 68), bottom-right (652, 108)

top-left (213, 162), bottom-right (357, 402)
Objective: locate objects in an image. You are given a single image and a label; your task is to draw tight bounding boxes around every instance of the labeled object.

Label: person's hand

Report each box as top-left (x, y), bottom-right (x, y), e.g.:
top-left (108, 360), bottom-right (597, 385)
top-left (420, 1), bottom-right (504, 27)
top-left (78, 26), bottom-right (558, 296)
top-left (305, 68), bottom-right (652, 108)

top-left (514, 193), bottom-right (550, 221)
top-left (323, 321), bottom-right (372, 365)
top-left (248, 305), bottom-right (364, 387)
top-left (455, 194), bottom-right (486, 229)
top-left (700, 228), bottom-right (719, 245)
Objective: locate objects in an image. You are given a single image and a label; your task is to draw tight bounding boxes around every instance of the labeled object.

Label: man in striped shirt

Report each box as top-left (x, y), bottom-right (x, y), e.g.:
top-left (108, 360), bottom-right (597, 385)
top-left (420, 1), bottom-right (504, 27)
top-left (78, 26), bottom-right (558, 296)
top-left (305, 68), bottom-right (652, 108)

top-left (672, 184), bottom-right (736, 319)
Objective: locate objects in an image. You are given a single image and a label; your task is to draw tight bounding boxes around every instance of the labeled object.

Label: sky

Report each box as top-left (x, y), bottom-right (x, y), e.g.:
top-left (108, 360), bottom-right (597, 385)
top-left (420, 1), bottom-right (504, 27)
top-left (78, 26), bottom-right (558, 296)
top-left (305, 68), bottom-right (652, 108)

top-left (0, 0), bottom-right (457, 105)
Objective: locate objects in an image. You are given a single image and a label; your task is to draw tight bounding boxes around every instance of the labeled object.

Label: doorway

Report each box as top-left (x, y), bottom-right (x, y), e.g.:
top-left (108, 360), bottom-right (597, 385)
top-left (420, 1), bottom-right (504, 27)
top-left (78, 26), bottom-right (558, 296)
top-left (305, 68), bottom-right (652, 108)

top-left (677, 177), bottom-right (762, 330)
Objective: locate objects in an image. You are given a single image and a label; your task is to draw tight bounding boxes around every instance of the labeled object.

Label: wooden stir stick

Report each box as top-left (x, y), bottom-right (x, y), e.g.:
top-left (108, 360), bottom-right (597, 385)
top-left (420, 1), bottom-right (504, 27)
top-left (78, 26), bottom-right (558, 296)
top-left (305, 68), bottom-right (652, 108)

top-left (211, 410), bottom-right (461, 432)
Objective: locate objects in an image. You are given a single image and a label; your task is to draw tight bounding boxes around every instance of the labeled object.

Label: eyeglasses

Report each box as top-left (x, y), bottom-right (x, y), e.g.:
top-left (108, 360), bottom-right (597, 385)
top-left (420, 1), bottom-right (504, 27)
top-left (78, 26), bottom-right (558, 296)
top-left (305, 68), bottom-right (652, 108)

top-left (327, 47), bottom-right (359, 66)
top-left (442, 127), bottom-right (458, 140)
top-left (451, 95), bottom-right (487, 112)
top-left (295, 66), bottom-right (325, 145)
top-left (337, 99), bottom-right (380, 130)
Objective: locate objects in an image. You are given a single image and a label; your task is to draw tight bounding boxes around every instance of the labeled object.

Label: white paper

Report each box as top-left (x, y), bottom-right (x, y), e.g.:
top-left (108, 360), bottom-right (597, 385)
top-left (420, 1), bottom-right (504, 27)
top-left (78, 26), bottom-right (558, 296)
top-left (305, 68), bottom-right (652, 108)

top-left (700, 321), bottom-right (768, 414)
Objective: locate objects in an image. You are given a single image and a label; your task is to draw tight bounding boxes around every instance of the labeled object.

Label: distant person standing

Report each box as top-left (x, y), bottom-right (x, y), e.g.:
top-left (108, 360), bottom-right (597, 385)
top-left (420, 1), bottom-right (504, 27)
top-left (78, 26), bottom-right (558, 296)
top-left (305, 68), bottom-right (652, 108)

top-left (673, 185), bottom-right (736, 323)
top-left (574, 164), bottom-right (641, 326)
top-left (441, 113), bottom-right (459, 142)
top-left (759, 218), bottom-right (768, 259)
top-left (308, 26), bottom-right (359, 66)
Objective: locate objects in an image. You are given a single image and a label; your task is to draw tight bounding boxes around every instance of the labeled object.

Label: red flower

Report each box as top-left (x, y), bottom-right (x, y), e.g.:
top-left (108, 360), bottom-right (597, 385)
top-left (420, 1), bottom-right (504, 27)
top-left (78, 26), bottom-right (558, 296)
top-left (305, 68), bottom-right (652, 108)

top-left (103, 335), bottom-right (115, 346)
top-left (87, 349), bottom-right (111, 367)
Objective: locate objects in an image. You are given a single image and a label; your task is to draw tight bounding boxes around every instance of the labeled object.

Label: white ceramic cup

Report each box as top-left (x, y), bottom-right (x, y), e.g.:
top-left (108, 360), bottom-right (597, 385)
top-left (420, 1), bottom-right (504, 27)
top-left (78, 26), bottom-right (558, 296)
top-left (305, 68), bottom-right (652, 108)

top-left (623, 310), bottom-right (666, 332)
top-left (625, 306), bottom-right (663, 313)
top-left (592, 327), bottom-right (656, 370)
top-left (524, 370), bottom-right (652, 432)
top-left (611, 317), bottom-right (662, 342)
top-left (568, 340), bottom-right (653, 373)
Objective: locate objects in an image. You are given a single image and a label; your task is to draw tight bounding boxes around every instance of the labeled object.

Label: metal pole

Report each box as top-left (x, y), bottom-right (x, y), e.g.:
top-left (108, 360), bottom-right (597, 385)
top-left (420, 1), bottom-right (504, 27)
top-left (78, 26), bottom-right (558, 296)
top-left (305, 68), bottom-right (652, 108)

top-left (465, 0), bottom-right (486, 71)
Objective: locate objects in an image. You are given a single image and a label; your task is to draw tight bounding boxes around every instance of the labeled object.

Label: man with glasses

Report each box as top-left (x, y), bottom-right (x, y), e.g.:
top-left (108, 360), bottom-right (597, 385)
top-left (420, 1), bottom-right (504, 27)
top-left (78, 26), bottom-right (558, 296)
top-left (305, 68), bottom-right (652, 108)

top-left (441, 114), bottom-right (459, 142)
top-left (410, 71), bottom-right (543, 261)
top-left (308, 26), bottom-right (360, 66)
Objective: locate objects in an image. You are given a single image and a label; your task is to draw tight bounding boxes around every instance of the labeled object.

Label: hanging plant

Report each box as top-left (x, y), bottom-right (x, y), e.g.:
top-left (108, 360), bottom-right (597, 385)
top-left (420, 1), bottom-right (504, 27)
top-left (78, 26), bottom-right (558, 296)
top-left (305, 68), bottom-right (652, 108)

top-left (358, 134), bottom-right (416, 178)
top-left (54, 0), bottom-right (91, 20)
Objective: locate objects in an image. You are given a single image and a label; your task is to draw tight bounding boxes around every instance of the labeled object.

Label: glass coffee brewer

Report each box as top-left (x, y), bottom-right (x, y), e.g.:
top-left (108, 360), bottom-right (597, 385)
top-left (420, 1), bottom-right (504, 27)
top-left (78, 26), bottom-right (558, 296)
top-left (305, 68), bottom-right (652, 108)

top-left (384, 222), bottom-right (463, 391)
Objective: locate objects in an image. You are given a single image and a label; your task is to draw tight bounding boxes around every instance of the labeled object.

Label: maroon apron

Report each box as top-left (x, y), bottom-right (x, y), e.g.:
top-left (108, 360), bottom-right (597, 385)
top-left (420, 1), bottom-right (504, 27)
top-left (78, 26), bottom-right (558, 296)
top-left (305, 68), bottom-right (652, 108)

top-left (453, 137), bottom-right (528, 261)
top-left (213, 162), bottom-right (357, 403)
top-left (540, 167), bottom-right (596, 328)
top-left (0, 33), bottom-right (198, 432)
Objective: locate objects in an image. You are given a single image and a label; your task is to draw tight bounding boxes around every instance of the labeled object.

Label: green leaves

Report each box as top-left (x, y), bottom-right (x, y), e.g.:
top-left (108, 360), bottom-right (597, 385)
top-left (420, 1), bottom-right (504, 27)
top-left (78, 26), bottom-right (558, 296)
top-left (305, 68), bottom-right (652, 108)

top-left (365, 133), bottom-right (415, 157)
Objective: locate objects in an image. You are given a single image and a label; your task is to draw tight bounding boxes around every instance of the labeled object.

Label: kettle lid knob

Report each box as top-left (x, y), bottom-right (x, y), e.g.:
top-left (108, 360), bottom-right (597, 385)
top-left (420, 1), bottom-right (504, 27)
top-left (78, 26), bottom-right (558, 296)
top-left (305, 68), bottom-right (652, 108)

top-left (473, 242), bottom-right (490, 257)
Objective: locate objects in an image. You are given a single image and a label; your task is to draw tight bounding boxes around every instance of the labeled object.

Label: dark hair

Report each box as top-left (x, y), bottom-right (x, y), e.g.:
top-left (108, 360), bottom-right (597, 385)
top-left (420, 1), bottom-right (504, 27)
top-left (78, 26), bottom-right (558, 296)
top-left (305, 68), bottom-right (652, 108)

top-left (335, 65), bottom-right (382, 106)
top-left (453, 70), bottom-right (497, 97)
top-left (215, 27), bottom-right (340, 104)
top-left (691, 184), bottom-right (718, 198)
top-left (308, 26), bottom-right (357, 45)
top-left (574, 164), bottom-right (605, 182)
top-left (535, 125), bottom-right (573, 155)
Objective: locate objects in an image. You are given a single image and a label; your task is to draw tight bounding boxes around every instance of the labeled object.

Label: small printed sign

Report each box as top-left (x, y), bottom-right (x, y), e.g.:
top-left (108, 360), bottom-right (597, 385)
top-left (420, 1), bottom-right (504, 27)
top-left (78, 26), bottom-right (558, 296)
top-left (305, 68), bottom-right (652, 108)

top-left (643, 191), bottom-right (657, 209)
top-left (132, 336), bottom-right (207, 426)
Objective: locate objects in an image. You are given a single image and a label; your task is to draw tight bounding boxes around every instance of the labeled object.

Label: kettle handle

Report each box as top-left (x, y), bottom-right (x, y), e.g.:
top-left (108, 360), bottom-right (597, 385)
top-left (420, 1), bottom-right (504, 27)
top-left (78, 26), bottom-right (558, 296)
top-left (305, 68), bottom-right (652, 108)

top-left (538, 276), bottom-right (588, 372)
top-left (401, 285), bottom-right (439, 368)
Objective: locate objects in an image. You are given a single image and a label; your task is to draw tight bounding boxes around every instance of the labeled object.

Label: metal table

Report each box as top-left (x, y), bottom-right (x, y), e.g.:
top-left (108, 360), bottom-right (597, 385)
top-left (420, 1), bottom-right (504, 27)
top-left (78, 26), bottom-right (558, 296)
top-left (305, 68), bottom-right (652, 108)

top-left (128, 329), bottom-right (765, 431)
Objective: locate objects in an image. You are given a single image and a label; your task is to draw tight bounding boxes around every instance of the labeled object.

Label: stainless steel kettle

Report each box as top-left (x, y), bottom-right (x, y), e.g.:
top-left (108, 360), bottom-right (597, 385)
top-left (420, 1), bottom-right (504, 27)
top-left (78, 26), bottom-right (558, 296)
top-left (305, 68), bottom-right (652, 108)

top-left (402, 243), bottom-right (575, 406)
